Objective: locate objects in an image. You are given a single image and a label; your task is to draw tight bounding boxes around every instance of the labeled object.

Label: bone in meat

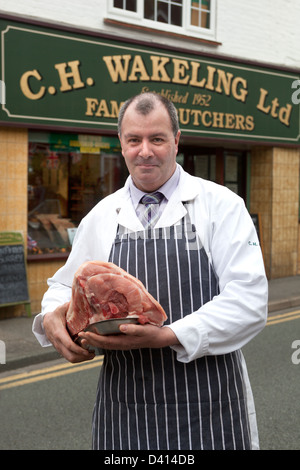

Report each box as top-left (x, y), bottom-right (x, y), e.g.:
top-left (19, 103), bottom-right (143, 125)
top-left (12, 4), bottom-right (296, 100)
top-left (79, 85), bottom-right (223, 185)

top-left (66, 261), bottom-right (167, 338)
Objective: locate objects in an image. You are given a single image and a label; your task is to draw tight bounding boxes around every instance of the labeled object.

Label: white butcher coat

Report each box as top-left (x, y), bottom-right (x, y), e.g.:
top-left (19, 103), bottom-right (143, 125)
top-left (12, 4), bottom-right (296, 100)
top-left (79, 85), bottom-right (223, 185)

top-left (32, 164), bottom-right (268, 448)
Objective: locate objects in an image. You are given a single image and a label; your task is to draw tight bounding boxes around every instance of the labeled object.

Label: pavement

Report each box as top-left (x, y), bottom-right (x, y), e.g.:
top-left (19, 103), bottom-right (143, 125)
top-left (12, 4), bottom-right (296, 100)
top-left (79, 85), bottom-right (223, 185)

top-left (0, 275), bottom-right (300, 372)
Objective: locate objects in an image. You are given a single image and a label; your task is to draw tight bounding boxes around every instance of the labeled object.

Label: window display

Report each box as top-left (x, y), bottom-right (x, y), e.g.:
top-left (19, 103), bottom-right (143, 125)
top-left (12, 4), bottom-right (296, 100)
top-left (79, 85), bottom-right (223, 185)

top-left (27, 133), bottom-right (128, 257)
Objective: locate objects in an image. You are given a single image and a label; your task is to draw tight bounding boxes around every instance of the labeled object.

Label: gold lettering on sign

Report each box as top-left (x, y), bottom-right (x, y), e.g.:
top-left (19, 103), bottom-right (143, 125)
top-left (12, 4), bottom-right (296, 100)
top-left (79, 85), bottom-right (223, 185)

top-left (257, 88), bottom-right (292, 126)
top-left (202, 110), bottom-right (212, 127)
top-left (102, 54), bottom-right (249, 104)
top-left (177, 108), bottom-right (254, 131)
top-left (150, 56), bottom-right (171, 82)
top-left (128, 55), bottom-right (150, 81)
top-left (20, 69), bottom-right (46, 100)
top-left (231, 77), bottom-right (248, 103)
top-left (85, 98), bottom-right (124, 117)
top-left (215, 70), bottom-right (234, 95)
top-left (85, 94), bottom-right (255, 133)
top-left (54, 60), bottom-right (85, 92)
top-left (205, 66), bottom-right (216, 91)
top-left (102, 55), bottom-right (132, 82)
top-left (257, 88), bottom-right (270, 114)
top-left (246, 115), bottom-right (255, 131)
top-left (189, 62), bottom-right (206, 87)
top-left (142, 87), bottom-right (189, 103)
top-left (172, 59), bottom-right (190, 85)
top-left (85, 98), bottom-right (98, 116)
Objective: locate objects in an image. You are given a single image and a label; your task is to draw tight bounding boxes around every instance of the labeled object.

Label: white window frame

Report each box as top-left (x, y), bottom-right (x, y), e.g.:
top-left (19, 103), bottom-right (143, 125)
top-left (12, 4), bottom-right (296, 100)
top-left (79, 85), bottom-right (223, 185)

top-left (106, 0), bottom-right (217, 42)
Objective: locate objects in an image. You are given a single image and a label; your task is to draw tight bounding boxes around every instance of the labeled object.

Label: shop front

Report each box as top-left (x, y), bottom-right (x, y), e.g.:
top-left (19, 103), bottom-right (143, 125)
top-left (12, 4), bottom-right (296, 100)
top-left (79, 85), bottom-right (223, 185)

top-left (27, 132), bottom-right (127, 257)
top-left (0, 14), bottom-right (299, 316)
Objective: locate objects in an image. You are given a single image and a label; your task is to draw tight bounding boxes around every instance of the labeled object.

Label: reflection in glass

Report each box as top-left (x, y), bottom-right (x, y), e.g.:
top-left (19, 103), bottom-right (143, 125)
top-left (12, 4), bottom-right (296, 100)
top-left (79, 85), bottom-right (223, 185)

top-left (28, 141), bottom-right (128, 256)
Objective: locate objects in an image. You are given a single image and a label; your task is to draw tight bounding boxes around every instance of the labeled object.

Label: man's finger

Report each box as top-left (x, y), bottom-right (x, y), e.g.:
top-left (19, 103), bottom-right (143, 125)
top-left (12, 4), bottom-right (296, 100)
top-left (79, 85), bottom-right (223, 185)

top-left (118, 323), bottom-right (145, 335)
top-left (58, 339), bottom-right (95, 363)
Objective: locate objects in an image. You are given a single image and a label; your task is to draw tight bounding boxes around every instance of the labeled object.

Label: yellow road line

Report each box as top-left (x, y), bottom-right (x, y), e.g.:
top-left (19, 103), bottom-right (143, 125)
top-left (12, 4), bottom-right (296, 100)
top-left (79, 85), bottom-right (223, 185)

top-left (0, 355), bottom-right (103, 384)
top-left (0, 356), bottom-right (103, 391)
top-left (1, 309), bottom-right (300, 390)
top-left (267, 309), bottom-right (300, 326)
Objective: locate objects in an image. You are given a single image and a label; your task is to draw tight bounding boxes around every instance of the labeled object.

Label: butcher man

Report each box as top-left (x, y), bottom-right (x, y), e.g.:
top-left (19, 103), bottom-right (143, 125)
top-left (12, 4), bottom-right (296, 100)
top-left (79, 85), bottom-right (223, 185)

top-left (33, 92), bottom-right (268, 450)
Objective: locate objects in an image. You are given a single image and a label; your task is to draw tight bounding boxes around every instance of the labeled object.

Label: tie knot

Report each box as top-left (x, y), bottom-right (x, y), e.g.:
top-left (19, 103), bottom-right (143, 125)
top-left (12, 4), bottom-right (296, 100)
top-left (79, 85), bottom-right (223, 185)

top-left (140, 191), bottom-right (164, 206)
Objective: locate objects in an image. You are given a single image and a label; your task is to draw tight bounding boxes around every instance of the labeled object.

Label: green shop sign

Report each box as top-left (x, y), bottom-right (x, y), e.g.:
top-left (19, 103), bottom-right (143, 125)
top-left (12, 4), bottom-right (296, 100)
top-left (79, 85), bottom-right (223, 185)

top-left (1, 16), bottom-right (299, 143)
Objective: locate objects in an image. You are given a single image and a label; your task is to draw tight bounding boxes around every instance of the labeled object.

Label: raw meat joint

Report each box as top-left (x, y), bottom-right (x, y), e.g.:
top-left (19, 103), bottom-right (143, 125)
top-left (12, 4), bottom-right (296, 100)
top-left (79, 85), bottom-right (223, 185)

top-left (66, 261), bottom-right (167, 338)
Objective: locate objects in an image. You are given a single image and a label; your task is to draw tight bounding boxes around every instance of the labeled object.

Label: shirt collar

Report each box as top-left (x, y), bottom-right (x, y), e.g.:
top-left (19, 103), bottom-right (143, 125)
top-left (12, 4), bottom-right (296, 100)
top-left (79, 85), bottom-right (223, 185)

top-left (129, 164), bottom-right (180, 209)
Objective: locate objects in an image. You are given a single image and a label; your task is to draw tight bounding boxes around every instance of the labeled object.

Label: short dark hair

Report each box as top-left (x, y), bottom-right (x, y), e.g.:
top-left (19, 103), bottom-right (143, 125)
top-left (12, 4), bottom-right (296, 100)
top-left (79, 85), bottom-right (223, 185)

top-left (118, 92), bottom-right (180, 137)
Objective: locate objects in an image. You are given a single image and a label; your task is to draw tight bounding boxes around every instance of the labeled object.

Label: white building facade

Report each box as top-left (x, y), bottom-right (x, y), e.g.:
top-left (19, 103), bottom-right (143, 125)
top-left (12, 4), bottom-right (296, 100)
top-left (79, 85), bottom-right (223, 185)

top-left (1, 0), bottom-right (299, 67)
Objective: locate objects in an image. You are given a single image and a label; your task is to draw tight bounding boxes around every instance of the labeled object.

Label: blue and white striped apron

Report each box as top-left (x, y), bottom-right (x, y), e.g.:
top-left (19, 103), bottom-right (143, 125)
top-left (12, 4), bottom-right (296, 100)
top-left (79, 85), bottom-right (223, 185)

top-left (92, 211), bottom-right (251, 450)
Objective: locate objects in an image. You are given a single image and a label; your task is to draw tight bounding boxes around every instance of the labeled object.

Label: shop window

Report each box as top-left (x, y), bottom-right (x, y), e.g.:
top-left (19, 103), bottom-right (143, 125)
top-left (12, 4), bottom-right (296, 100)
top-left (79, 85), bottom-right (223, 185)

top-left (224, 154), bottom-right (239, 194)
top-left (27, 133), bottom-right (128, 258)
top-left (114, 0), bottom-right (137, 11)
top-left (178, 148), bottom-right (246, 200)
top-left (224, 152), bottom-right (246, 198)
top-left (144, 0), bottom-right (183, 27)
top-left (194, 154), bottom-right (216, 181)
top-left (177, 152), bottom-right (216, 182)
top-left (107, 0), bottom-right (216, 41)
top-left (190, 0), bottom-right (211, 29)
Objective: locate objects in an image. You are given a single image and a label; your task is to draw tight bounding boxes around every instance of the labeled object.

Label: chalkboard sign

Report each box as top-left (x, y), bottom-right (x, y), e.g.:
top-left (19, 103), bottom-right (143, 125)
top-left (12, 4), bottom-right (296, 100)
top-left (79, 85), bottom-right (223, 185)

top-left (0, 232), bottom-right (31, 316)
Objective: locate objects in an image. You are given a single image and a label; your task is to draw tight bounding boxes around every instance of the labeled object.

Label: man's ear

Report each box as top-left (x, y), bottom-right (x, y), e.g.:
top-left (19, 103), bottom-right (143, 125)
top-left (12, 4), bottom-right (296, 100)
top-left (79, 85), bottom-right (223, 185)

top-left (118, 133), bottom-right (124, 156)
top-left (175, 130), bottom-right (181, 152)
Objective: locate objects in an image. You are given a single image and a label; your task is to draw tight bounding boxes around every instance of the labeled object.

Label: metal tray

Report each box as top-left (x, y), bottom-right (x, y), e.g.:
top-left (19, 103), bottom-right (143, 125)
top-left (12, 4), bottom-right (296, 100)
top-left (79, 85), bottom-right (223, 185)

top-left (84, 316), bottom-right (139, 335)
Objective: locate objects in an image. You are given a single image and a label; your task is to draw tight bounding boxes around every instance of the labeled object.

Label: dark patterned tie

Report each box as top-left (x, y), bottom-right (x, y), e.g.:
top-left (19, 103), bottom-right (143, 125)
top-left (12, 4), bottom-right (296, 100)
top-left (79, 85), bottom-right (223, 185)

top-left (140, 191), bottom-right (164, 228)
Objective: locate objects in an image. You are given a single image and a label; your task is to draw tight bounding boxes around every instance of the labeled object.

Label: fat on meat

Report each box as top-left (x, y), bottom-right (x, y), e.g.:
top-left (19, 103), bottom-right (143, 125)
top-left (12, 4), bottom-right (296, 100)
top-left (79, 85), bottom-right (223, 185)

top-left (66, 261), bottom-right (167, 338)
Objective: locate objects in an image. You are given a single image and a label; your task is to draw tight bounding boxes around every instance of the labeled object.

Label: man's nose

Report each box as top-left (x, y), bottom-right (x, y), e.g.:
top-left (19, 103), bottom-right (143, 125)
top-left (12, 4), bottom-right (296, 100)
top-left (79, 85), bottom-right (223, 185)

top-left (138, 139), bottom-right (153, 157)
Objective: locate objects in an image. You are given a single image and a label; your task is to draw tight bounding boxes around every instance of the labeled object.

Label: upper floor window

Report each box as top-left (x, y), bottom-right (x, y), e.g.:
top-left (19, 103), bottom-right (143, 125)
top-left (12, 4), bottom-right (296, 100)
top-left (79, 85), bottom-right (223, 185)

top-left (114, 0), bottom-right (137, 12)
top-left (107, 0), bottom-right (216, 41)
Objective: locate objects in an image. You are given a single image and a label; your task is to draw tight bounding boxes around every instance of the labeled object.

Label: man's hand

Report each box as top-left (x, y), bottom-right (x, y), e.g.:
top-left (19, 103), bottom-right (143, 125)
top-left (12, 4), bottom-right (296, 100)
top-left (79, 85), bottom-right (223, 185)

top-left (43, 303), bottom-right (95, 363)
top-left (77, 323), bottom-right (179, 351)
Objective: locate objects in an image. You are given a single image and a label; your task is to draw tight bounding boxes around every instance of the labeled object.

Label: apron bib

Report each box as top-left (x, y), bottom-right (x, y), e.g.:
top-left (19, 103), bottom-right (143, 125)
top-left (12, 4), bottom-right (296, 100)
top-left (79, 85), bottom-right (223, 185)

top-left (92, 212), bottom-right (251, 450)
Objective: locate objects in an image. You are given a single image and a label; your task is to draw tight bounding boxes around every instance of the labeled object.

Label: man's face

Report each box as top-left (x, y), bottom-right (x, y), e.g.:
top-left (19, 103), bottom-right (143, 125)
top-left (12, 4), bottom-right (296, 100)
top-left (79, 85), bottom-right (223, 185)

top-left (119, 101), bottom-right (180, 192)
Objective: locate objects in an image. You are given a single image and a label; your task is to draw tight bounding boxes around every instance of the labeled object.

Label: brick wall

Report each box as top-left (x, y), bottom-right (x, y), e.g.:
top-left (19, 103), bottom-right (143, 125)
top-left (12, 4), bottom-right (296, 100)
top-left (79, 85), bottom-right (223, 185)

top-left (0, 127), bottom-right (28, 235)
top-left (0, 127), bottom-right (65, 317)
top-left (27, 259), bottom-right (65, 314)
top-left (0, 127), bottom-right (28, 317)
top-left (250, 147), bottom-right (300, 279)
top-left (272, 148), bottom-right (299, 277)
